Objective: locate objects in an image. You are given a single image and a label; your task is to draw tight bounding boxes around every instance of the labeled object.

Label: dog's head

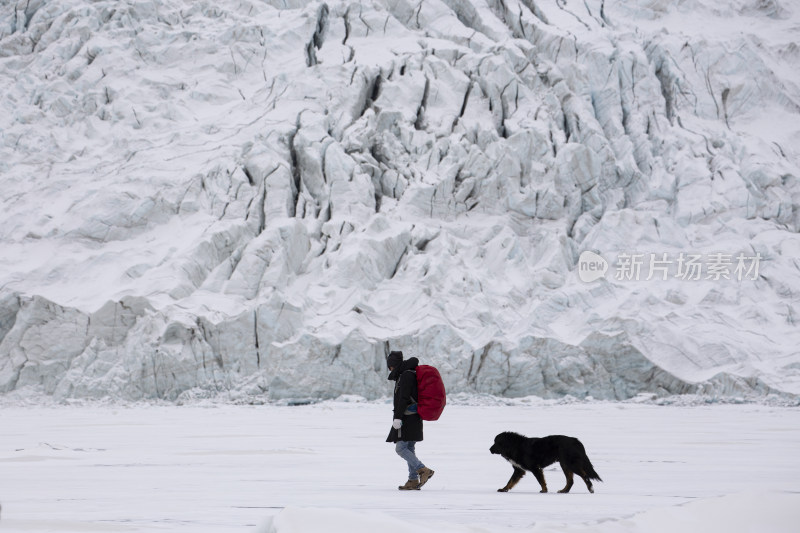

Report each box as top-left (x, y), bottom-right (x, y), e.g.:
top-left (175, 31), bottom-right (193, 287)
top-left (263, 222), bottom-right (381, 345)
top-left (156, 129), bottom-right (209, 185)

top-left (490, 431), bottom-right (519, 455)
top-left (489, 440), bottom-right (499, 455)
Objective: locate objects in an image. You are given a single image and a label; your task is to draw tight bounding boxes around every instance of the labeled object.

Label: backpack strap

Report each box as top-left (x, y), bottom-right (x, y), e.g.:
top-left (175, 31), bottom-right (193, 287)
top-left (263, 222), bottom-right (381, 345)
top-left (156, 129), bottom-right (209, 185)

top-left (403, 370), bottom-right (418, 415)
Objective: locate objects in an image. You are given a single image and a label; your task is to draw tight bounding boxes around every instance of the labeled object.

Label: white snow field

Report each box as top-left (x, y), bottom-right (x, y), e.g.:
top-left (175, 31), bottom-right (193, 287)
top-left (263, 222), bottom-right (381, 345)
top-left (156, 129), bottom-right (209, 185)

top-left (1, 400), bottom-right (799, 532)
top-left (2, 0), bottom-right (800, 404)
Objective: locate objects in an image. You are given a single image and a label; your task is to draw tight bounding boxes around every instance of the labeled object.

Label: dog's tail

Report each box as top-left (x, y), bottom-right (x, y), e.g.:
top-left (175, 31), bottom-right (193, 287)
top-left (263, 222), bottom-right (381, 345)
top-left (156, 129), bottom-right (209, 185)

top-left (583, 457), bottom-right (602, 482)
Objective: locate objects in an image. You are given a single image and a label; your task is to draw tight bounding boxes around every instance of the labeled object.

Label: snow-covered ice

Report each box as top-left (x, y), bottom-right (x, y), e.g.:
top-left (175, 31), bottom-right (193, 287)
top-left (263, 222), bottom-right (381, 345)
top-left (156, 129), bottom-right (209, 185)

top-left (1, 0), bottom-right (799, 404)
top-left (2, 1), bottom-right (800, 528)
top-left (2, 2), bottom-right (799, 530)
top-left (1, 400), bottom-right (798, 532)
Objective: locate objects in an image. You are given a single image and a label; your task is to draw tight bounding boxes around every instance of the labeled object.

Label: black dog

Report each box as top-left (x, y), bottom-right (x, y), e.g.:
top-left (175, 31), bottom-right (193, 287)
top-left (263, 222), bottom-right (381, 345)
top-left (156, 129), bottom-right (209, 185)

top-left (490, 432), bottom-right (602, 493)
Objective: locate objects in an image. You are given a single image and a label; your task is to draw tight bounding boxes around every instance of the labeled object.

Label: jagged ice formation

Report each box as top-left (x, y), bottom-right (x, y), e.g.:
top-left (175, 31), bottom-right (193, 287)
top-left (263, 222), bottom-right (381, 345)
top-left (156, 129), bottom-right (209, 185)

top-left (1, 0), bottom-right (799, 402)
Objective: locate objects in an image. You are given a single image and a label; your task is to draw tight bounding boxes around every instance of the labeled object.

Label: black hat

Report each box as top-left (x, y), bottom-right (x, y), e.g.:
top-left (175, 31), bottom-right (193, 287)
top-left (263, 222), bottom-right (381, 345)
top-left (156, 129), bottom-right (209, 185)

top-left (386, 350), bottom-right (403, 369)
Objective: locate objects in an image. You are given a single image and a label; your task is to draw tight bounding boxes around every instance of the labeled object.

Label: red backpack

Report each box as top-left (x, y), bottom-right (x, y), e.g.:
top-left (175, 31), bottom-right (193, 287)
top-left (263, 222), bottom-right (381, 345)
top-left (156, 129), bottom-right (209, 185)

top-left (414, 365), bottom-right (447, 421)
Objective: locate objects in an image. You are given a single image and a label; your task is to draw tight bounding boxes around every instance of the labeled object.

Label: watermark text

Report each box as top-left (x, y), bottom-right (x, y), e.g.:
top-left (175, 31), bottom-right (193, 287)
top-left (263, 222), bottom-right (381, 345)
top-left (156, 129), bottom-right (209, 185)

top-left (579, 251), bottom-right (761, 282)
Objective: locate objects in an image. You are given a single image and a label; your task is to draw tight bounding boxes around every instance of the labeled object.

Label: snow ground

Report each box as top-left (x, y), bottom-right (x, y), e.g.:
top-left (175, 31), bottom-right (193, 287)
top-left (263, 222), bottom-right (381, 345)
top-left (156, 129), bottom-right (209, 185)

top-left (1, 401), bottom-right (798, 532)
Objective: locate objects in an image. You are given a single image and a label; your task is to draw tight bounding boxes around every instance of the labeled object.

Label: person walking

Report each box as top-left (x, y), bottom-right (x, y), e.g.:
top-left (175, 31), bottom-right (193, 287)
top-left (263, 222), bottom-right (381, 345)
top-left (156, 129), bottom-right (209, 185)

top-left (386, 350), bottom-right (435, 490)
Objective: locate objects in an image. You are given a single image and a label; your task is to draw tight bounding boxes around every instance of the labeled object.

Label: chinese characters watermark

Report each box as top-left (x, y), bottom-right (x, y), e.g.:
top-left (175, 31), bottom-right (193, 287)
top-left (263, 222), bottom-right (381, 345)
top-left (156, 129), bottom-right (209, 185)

top-left (578, 251), bottom-right (762, 283)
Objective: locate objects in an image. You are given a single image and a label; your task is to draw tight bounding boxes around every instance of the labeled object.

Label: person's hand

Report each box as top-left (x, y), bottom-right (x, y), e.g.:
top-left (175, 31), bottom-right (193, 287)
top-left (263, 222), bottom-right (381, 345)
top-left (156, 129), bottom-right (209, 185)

top-left (392, 419), bottom-right (402, 429)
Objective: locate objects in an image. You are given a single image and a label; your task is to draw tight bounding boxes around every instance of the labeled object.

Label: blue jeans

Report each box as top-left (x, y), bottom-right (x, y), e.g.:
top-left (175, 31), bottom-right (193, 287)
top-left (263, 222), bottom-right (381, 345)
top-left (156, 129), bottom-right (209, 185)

top-left (395, 441), bottom-right (425, 481)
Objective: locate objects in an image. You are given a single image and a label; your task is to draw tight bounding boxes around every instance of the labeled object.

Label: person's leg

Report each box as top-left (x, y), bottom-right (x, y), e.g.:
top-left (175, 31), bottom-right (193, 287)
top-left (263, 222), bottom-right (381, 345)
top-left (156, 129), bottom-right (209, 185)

top-left (406, 442), bottom-right (428, 476)
top-left (409, 441), bottom-right (435, 488)
top-left (395, 441), bottom-right (424, 480)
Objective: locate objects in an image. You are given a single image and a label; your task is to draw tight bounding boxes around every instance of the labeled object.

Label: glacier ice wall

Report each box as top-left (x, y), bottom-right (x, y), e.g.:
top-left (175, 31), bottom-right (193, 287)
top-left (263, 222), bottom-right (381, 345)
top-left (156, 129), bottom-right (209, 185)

top-left (1, 0), bottom-right (799, 402)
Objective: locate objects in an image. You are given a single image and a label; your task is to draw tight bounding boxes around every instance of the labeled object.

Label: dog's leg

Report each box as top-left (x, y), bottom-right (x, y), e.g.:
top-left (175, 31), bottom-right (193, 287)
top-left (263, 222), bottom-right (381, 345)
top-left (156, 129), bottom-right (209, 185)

top-left (498, 466), bottom-right (525, 492)
top-left (578, 471), bottom-right (594, 493)
top-left (558, 465), bottom-right (574, 493)
top-left (532, 468), bottom-right (548, 493)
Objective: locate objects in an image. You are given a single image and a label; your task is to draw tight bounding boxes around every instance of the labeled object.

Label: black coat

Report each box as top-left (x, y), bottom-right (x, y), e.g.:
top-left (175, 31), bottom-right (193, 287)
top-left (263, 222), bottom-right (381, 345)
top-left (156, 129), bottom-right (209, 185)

top-left (386, 357), bottom-right (423, 443)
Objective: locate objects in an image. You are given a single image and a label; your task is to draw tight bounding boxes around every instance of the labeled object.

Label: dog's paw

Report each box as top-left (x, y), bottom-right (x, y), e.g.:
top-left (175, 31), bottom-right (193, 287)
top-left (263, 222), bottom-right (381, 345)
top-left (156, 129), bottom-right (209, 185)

top-left (540, 489), bottom-right (548, 493)
top-left (497, 488), bottom-right (508, 492)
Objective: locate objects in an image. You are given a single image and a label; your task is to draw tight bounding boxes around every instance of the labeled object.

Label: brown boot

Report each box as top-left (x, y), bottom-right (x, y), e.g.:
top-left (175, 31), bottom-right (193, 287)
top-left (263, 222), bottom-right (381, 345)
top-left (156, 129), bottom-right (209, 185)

top-left (416, 467), bottom-right (435, 488)
top-left (398, 479), bottom-right (420, 490)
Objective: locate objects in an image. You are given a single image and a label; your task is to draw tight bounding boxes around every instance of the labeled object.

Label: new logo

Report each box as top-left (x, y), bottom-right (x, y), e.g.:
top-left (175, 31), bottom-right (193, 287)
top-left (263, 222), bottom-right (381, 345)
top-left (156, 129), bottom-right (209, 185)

top-left (578, 251), bottom-right (608, 282)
